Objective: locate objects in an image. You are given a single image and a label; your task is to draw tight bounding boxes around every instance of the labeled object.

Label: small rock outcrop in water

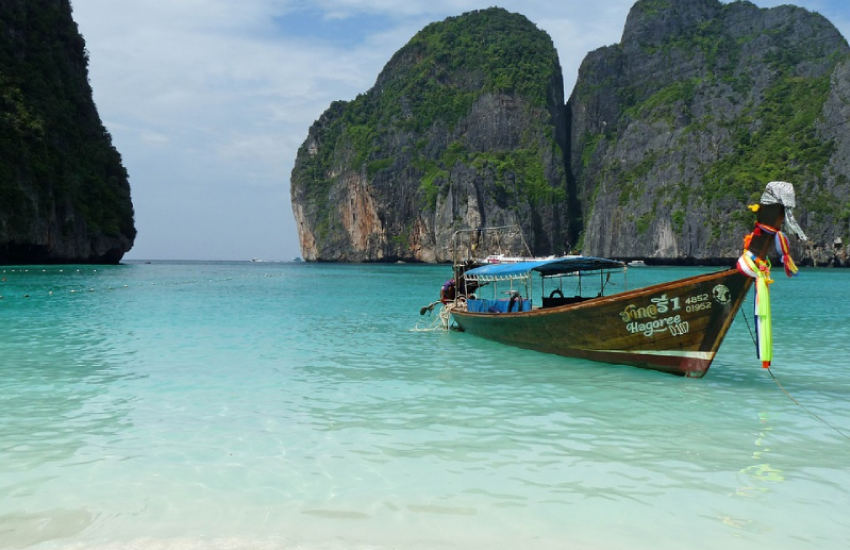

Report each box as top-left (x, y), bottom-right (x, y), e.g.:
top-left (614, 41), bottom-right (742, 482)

top-left (0, 0), bottom-right (135, 264)
top-left (291, 0), bottom-right (850, 264)
top-left (291, 8), bottom-right (572, 262)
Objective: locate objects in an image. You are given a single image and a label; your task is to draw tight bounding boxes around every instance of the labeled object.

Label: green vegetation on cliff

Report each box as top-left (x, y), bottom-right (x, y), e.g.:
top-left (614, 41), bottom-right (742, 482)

top-left (294, 0), bottom-right (850, 262)
top-left (379, 7), bottom-right (559, 125)
top-left (292, 7), bottom-right (564, 227)
top-left (574, 0), bottom-right (850, 256)
top-left (0, 0), bottom-right (135, 246)
top-left (703, 73), bottom-right (837, 207)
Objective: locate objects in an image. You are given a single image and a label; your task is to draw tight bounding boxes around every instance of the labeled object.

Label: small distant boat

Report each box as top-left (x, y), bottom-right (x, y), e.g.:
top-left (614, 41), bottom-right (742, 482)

top-left (627, 260), bottom-right (647, 267)
top-left (428, 182), bottom-right (805, 378)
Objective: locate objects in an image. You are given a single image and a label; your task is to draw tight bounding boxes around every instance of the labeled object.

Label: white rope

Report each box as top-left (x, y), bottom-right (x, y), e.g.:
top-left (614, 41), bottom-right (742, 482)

top-left (411, 311), bottom-right (445, 332)
top-left (411, 301), bottom-right (460, 332)
top-left (439, 302), bottom-right (455, 330)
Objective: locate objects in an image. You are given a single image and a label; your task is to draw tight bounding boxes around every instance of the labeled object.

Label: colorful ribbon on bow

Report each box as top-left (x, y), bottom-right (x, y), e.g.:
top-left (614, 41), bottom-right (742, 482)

top-left (736, 251), bottom-right (773, 368)
top-left (737, 212), bottom-right (801, 369)
top-left (747, 220), bottom-right (799, 278)
top-left (739, 187), bottom-right (805, 369)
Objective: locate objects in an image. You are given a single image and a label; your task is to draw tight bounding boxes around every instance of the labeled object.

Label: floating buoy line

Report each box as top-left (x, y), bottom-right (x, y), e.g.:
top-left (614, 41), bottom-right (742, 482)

top-left (738, 302), bottom-right (850, 442)
top-left (0, 267), bottom-right (290, 301)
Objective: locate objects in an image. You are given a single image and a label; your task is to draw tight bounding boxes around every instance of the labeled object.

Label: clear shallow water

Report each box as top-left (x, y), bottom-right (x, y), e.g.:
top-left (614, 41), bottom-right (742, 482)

top-left (1, 262), bottom-right (849, 550)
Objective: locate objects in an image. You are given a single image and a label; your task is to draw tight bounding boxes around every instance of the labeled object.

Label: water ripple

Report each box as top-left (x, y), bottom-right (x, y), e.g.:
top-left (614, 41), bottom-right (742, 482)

top-left (1, 263), bottom-right (848, 550)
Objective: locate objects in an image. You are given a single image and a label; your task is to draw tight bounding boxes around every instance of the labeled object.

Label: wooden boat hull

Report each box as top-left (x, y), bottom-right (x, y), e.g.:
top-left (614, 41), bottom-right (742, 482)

top-left (451, 268), bottom-right (752, 378)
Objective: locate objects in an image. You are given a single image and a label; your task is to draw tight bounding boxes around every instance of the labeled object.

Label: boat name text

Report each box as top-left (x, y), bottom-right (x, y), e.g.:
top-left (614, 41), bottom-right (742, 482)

top-left (619, 294), bottom-right (681, 322)
top-left (626, 315), bottom-right (687, 337)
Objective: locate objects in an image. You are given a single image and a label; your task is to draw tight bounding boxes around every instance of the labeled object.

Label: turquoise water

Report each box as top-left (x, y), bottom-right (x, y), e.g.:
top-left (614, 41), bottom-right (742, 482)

top-left (1, 262), bottom-right (849, 550)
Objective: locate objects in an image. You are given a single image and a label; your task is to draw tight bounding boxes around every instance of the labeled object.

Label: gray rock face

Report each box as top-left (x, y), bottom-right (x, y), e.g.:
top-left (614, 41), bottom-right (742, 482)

top-left (569, 0), bottom-right (850, 262)
top-left (292, 0), bottom-right (850, 265)
top-left (0, 0), bottom-right (135, 264)
top-left (291, 8), bottom-right (571, 262)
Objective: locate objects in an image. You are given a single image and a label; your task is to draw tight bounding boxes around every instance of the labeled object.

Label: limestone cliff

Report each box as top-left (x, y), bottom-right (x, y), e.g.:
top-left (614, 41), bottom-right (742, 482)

top-left (569, 0), bottom-right (850, 264)
top-left (292, 0), bottom-right (850, 265)
top-left (290, 8), bottom-right (571, 262)
top-left (0, 0), bottom-right (135, 264)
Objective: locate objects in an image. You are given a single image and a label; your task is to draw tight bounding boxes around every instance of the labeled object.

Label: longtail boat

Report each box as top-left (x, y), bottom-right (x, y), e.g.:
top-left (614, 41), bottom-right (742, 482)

top-left (432, 182), bottom-right (806, 378)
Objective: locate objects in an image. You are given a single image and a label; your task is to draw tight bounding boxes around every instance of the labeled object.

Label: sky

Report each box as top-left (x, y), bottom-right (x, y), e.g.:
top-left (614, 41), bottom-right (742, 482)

top-left (69, 0), bottom-right (850, 261)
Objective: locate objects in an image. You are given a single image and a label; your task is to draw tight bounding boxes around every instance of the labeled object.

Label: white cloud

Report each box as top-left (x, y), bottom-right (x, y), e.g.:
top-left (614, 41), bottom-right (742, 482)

top-left (69, 0), bottom-right (850, 260)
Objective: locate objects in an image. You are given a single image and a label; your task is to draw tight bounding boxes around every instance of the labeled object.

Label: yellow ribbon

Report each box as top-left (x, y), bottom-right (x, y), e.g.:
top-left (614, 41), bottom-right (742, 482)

top-left (737, 252), bottom-right (773, 367)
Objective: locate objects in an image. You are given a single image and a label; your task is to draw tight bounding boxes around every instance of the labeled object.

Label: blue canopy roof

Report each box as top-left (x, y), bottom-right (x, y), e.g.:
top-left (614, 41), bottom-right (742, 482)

top-left (463, 256), bottom-right (625, 281)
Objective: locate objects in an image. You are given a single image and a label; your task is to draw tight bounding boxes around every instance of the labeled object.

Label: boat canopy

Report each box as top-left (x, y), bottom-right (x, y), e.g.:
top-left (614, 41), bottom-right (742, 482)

top-left (463, 256), bottom-right (625, 282)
